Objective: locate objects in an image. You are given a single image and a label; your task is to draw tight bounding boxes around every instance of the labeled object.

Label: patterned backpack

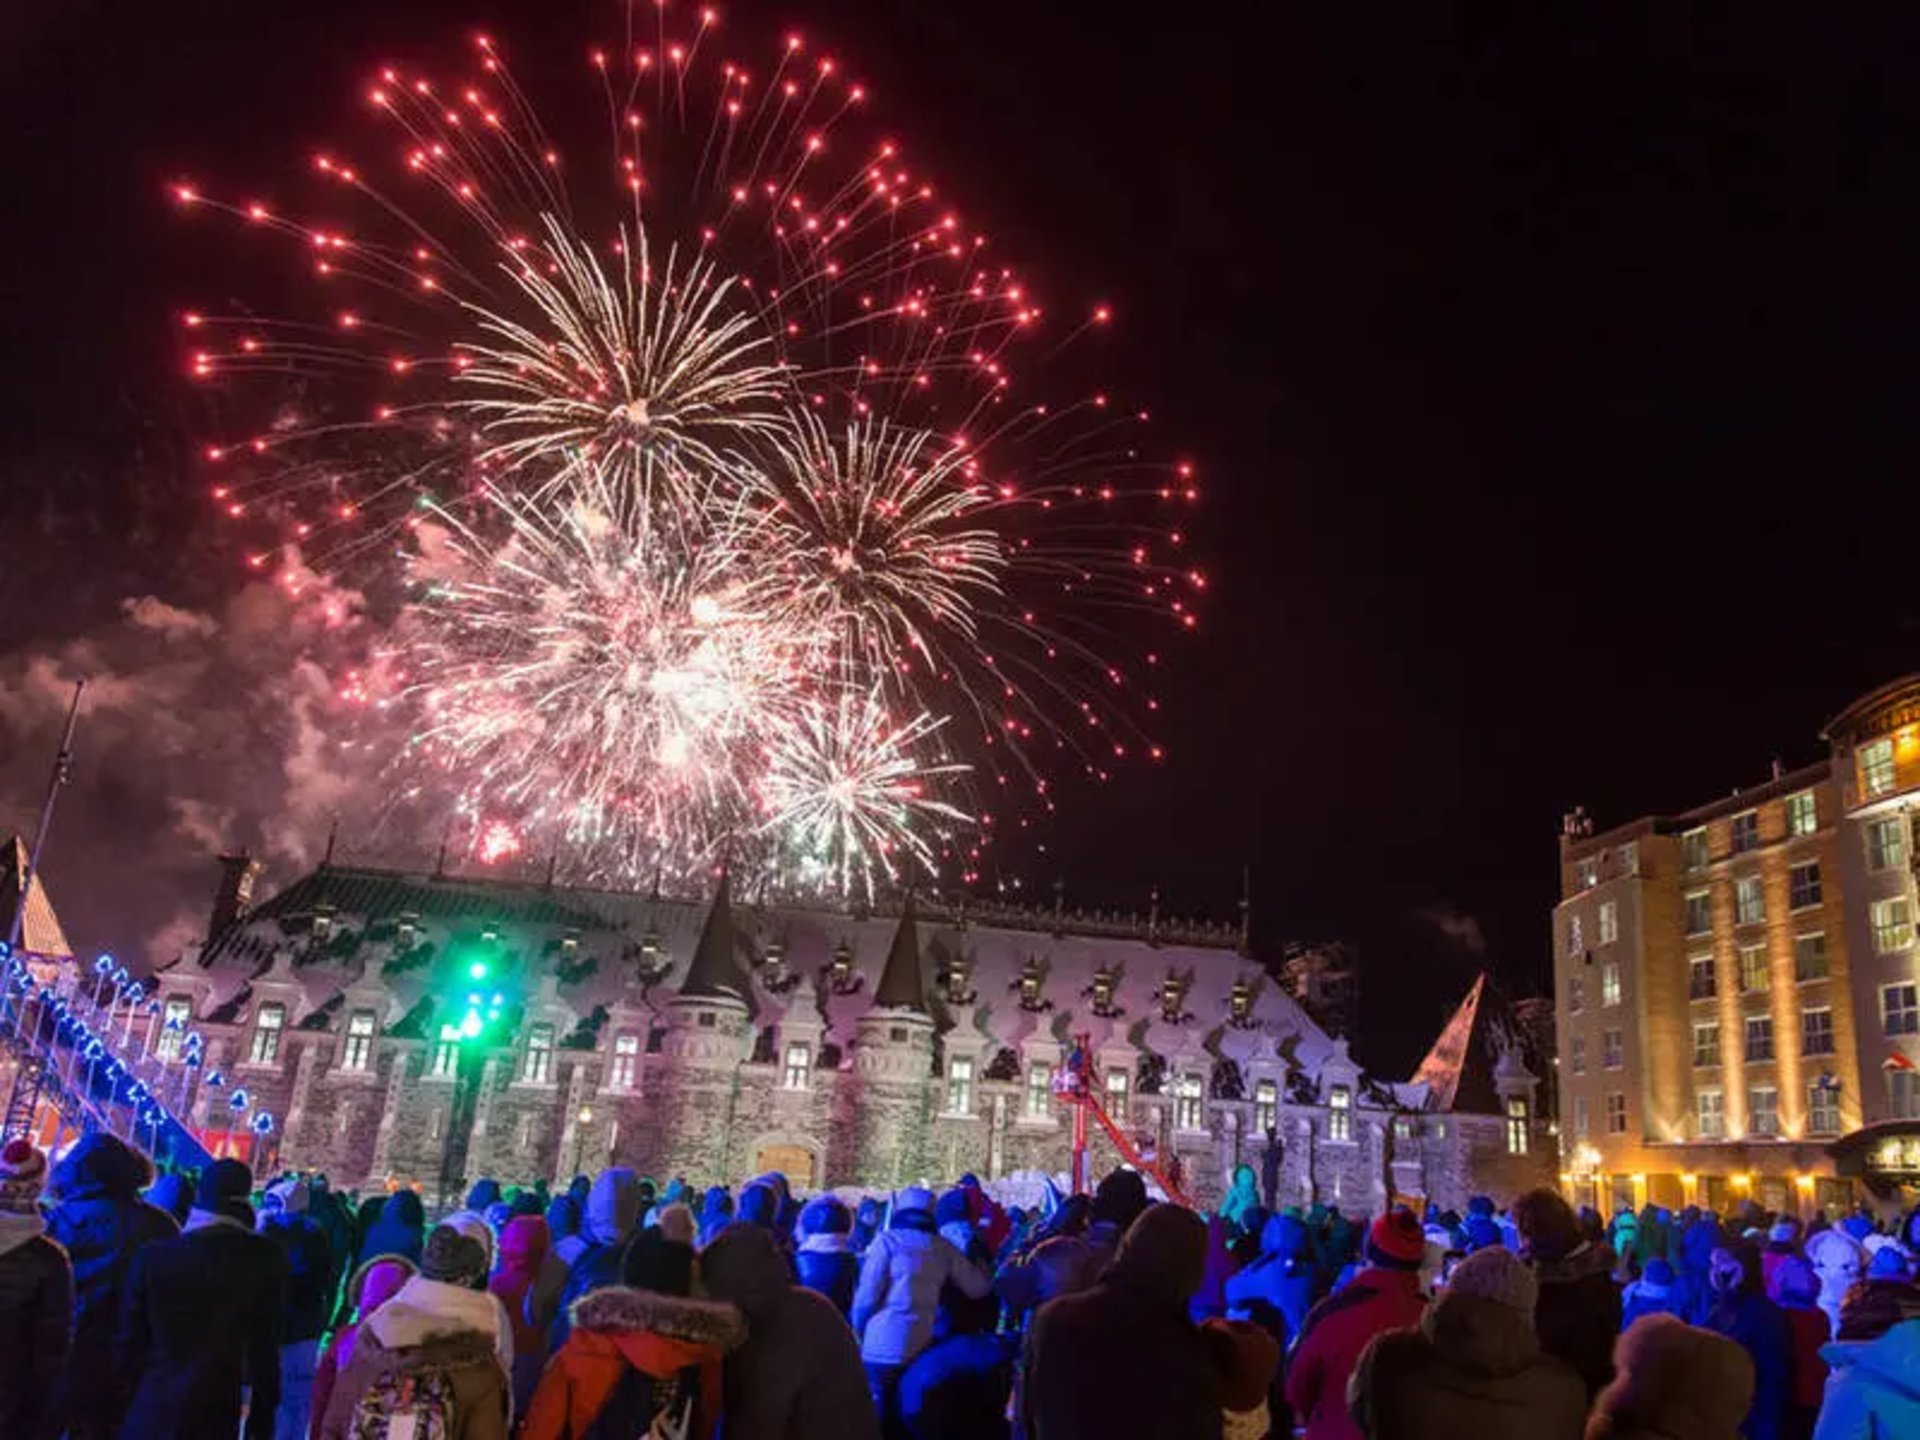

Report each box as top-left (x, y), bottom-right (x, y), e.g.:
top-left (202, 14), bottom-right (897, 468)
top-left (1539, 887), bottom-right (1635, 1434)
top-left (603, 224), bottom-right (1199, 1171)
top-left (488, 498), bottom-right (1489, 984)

top-left (349, 1363), bottom-right (459, 1440)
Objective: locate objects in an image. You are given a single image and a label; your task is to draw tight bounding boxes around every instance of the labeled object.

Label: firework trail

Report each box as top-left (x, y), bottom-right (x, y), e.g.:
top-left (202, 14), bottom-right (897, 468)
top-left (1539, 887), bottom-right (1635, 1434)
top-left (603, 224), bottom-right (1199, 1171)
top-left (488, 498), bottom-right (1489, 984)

top-left (172, 5), bottom-right (1204, 897)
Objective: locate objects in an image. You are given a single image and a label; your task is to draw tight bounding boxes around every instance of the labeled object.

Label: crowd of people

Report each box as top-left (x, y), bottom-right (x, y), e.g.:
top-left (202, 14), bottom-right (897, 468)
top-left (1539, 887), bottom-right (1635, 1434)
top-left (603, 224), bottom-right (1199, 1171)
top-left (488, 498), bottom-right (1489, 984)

top-left (1, 1131), bottom-right (1919, 1439)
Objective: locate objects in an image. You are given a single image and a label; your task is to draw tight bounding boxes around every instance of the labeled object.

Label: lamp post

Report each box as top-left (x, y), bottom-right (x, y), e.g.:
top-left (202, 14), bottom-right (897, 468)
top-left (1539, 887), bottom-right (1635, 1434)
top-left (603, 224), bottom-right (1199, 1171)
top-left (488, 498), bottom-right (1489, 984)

top-left (570, 1105), bottom-right (593, 1178)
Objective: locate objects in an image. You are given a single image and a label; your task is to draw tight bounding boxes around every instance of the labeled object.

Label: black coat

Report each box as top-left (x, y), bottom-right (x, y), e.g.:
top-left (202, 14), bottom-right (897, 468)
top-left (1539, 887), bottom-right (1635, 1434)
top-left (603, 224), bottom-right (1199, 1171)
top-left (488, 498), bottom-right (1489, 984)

top-left (117, 1219), bottom-right (288, 1440)
top-left (794, 1242), bottom-right (860, 1318)
top-left (0, 1225), bottom-right (74, 1440)
top-left (1530, 1243), bottom-right (1623, 1401)
top-left (261, 1213), bottom-right (336, 1342)
top-left (1022, 1272), bottom-right (1224, 1440)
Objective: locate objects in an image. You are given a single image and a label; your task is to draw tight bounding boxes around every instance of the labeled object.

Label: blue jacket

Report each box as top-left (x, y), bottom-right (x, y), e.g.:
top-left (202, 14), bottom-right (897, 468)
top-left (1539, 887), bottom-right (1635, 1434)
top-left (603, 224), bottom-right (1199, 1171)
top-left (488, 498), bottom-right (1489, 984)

top-left (1224, 1214), bottom-right (1316, 1344)
top-left (1816, 1320), bottom-right (1920, 1440)
top-left (1705, 1289), bottom-right (1791, 1440)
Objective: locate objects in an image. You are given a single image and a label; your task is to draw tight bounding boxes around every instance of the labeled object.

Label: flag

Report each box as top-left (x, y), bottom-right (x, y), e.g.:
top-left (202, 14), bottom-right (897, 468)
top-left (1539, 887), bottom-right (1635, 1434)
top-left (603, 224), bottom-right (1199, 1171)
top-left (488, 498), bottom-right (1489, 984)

top-left (1886, 1049), bottom-right (1916, 1072)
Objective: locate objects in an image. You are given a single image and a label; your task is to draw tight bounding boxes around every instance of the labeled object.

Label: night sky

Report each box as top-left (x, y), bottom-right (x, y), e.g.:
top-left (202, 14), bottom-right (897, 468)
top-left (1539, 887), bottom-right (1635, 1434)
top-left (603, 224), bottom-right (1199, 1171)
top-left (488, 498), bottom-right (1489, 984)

top-left (3, 3), bottom-right (1917, 1070)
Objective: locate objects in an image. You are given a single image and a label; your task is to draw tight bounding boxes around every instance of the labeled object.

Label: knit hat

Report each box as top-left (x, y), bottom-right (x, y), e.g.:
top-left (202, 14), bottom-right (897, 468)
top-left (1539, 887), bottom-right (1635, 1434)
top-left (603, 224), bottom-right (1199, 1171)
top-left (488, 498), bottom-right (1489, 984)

top-left (1447, 1244), bottom-right (1538, 1315)
top-left (263, 1176), bottom-right (310, 1216)
top-left (421, 1223), bottom-right (489, 1288)
top-left (1868, 1245), bottom-right (1912, 1281)
top-left (1200, 1317), bottom-right (1282, 1413)
top-left (440, 1210), bottom-right (496, 1272)
top-left (895, 1185), bottom-right (935, 1215)
top-left (195, 1158), bottom-right (253, 1216)
top-left (0, 1139), bottom-right (48, 1214)
top-left (935, 1187), bottom-right (972, 1227)
top-left (798, 1195), bottom-right (851, 1237)
top-left (623, 1227), bottom-right (695, 1296)
top-left (654, 1202), bottom-right (697, 1246)
top-left (1366, 1209), bottom-right (1425, 1269)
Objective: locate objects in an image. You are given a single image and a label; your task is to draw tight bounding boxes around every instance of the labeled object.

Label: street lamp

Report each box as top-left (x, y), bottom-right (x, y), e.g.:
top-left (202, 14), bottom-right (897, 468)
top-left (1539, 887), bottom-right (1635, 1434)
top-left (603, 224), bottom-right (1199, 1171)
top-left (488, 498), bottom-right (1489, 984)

top-left (570, 1104), bottom-right (593, 1179)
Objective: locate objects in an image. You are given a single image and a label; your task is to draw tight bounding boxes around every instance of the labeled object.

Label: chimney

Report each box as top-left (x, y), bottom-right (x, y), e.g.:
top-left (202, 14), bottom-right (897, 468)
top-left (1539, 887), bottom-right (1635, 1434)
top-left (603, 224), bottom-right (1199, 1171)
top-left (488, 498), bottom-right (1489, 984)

top-left (210, 850), bottom-right (262, 942)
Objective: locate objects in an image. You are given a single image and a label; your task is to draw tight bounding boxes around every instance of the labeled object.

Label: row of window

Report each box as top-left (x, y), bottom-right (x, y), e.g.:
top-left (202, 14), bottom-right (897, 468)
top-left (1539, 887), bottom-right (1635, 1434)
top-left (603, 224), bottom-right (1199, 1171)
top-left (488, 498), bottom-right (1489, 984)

top-left (1682, 1010), bottom-right (1835, 1068)
top-left (1569, 1083), bottom-right (1841, 1141)
top-left (1675, 792), bottom-right (1822, 875)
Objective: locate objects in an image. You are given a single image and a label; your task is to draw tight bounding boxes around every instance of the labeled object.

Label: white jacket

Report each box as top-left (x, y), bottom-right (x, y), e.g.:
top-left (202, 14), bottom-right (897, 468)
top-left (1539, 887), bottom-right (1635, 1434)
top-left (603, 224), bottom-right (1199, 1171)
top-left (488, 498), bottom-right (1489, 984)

top-left (851, 1225), bottom-right (990, 1366)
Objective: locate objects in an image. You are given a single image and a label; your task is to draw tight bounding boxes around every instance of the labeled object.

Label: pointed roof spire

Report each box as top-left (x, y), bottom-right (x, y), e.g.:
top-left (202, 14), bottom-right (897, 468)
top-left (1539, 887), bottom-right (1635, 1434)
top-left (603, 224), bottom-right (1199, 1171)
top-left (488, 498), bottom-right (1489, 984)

top-left (679, 865), bottom-right (747, 1001)
top-left (873, 891), bottom-right (929, 1013)
top-left (0, 835), bottom-right (71, 959)
top-left (1410, 972), bottom-right (1508, 1113)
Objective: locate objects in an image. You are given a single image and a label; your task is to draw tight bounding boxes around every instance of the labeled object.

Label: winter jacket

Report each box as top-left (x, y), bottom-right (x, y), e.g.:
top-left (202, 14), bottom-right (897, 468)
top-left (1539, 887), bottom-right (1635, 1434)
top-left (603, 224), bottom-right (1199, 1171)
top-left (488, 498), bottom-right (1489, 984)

top-left (550, 1168), bottom-right (644, 1351)
top-left (117, 1212), bottom-right (289, 1440)
top-left (358, 1187), bottom-right (426, 1266)
top-left (311, 1256), bottom-right (413, 1440)
top-left (1347, 1289), bottom-right (1586, 1440)
top-left (316, 1302), bottom-right (509, 1440)
top-left (1815, 1319), bottom-right (1920, 1440)
top-left (1678, 1219), bottom-right (1727, 1324)
top-left (700, 1222), bottom-right (879, 1440)
top-left (1807, 1230), bottom-right (1864, 1341)
top-left (1225, 1213), bottom-right (1317, 1343)
top-left (852, 1221), bottom-right (992, 1367)
top-left (262, 1210), bottom-right (337, 1343)
top-left (795, 1232), bottom-right (860, 1317)
top-left (491, 1214), bottom-right (553, 1413)
top-left (45, 1132), bottom-right (177, 1433)
top-left (1220, 1165), bottom-right (1261, 1234)
top-left (1285, 1266), bottom-right (1427, 1440)
top-left (1705, 1290), bottom-right (1792, 1440)
top-left (1780, 1303), bottom-right (1829, 1414)
top-left (1529, 1241), bottom-right (1622, 1399)
top-left (1623, 1279), bottom-right (1686, 1330)
top-left (519, 1283), bottom-right (746, 1440)
top-left (899, 1330), bottom-right (1018, 1440)
top-left (0, 1212), bottom-right (73, 1440)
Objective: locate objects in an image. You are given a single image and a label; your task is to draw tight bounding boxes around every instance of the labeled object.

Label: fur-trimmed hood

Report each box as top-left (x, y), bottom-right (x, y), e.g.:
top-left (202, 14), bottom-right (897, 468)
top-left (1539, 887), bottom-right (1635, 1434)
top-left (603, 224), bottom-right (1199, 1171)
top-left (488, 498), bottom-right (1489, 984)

top-left (570, 1284), bottom-right (747, 1351)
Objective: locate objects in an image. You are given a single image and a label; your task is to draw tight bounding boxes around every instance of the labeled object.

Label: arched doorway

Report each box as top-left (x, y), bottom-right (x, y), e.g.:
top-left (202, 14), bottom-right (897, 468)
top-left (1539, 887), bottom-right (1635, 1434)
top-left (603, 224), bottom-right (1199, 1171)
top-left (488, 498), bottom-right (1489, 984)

top-left (754, 1142), bottom-right (816, 1188)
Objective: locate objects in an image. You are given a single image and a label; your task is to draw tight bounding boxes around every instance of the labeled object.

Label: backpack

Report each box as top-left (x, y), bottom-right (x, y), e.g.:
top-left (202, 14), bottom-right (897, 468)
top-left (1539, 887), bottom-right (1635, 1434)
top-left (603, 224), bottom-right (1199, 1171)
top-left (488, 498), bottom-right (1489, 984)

top-left (349, 1363), bottom-right (459, 1440)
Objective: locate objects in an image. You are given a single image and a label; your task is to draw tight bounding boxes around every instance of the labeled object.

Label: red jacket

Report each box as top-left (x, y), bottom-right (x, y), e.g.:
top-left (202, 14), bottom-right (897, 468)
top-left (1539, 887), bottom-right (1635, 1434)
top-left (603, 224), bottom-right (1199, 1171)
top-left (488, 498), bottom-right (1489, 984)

top-left (1782, 1303), bottom-right (1830, 1409)
top-left (1284, 1266), bottom-right (1426, 1440)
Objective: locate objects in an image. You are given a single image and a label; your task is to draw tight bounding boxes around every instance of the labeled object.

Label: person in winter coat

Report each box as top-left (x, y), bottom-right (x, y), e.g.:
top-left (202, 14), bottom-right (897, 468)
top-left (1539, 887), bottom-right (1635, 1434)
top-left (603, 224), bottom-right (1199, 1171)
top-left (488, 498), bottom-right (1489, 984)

top-left (547, 1192), bottom-right (586, 1268)
top-left (309, 1255), bottom-right (413, 1439)
top-left (259, 1176), bottom-right (337, 1440)
top-left (45, 1129), bottom-right (178, 1439)
top-left (795, 1194), bottom-right (860, 1317)
top-left (1588, 1314), bottom-right (1755, 1440)
top-left (317, 1225), bottom-right (509, 1440)
top-left (1348, 1246), bottom-right (1586, 1440)
top-left (1220, 1164), bottom-right (1261, 1235)
top-left (1812, 1273), bottom-right (1920, 1440)
top-left (1461, 1196), bottom-right (1503, 1254)
top-left (1806, 1227), bottom-right (1864, 1340)
top-left (1285, 1210), bottom-right (1430, 1440)
top-left (357, 1185), bottom-right (426, 1266)
top-left (1769, 1257), bottom-right (1827, 1440)
top-left (1678, 1212), bottom-right (1727, 1326)
top-left (466, 1177), bottom-right (503, 1213)
top-left (700, 1185), bottom-right (737, 1246)
top-left (1200, 1318), bottom-right (1282, 1440)
top-left (1225, 1211), bottom-right (1316, 1345)
top-left (1622, 1258), bottom-right (1686, 1328)
top-left (491, 1214), bottom-right (555, 1416)
top-left (852, 1186), bottom-right (993, 1423)
top-left (521, 1228), bottom-right (746, 1440)
top-left (1021, 1202), bottom-right (1224, 1440)
top-left (738, 1179), bottom-right (784, 1233)
top-left (701, 1220), bottom-right (881, 1440)
top-left (145, 1172), bottom-right (193, 1228)
top-left (895, 1273), bottom-right (1019, 1440)
top-left (0, 1139), bottom-right (72, 1440)
top-left (1515, 1187), bottom-right (1623, 1401)
top-left (551, 1166), bottom-right (645, 1351)
top-left (1610, 1210), bottom-right (1641, 1278)
top-left (1702, 1244), bottom-right (1791, 1440)
top-left (1762, 1220), bottom-right (1800, 1298)
top-left (117, 1158), bottom-right (289, 1440)
top-left (853, 1195), bottom-right (883, 1253)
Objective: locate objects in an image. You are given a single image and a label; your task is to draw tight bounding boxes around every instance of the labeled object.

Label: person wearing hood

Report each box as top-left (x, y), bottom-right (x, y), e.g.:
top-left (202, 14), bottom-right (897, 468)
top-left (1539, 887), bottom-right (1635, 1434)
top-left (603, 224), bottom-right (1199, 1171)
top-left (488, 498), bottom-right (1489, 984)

top-left (699, 1185), bottom-right (737, 1247)
top-left (1348, 1246), bottom-right (1586, 1440)
top-left (1623, 1258), bottom-right (1685, 1328)
top-left (1022, 1202), bottom-right (1223, 1440)
top-left (1220, 1164), bottom-right (1261, 1236)
top-left (45, 1129), bottom-right (179, 1439)
top-left (1286, 1210), bottom-right (1430, 1440)
top-left (1814, 1270), bottom-right (1920, 1440)
top-left (702, 1220), bottom-right (881, 1440)
top-left (1514, 1187), bottom-right (1623, 1401)
top-left (317, 1225), bottom-right (509, 1439)
top-left (118, 1158), bottom-right (289, 1440)
top-left (1806, 1226), bottom-right (1864, 1340)
top-left (551, 1166), bottom-right (645, 1351)
top-left (795, 1194), bottom-right (860, 1317)
top-left (309, 1255), bottom-right (414, 1440)
top-left (1588, 1314), bottom-right (1755, 1440)
top-left (492, 1213), bottom-right (555, 1415)
top-left (1084, 1167), bottom-right (1151, 1273)
top-left (358, 1186), bottom-right (426, 1267)
top-left (738, 1179), bottom-right (785, 1235)
top-left (145, 1171), bottom-right (194, 1228)
top-left (259, 1175), bottom-right (338, 1440)
top-left (1610, 1209), bottom-right (1642, 1278)
top-left (1678, 1211), bottom-right (1728, 1326)
top-left (1461, 1196), bottom-right (1503, 1254)
top-left (852, 1195), bottom-right (884, 1253)
top-left (852, 1185), bottom-right (992, 1425)
top-left (466, 1176), bottom-right (503, 1213)
top-left (1702, 1243), bottom-right (1790, 1440)
top-left (1768, 1256), bottom-right (1826, 1440)
top-left (1226, 1211), bottom-right (1317, 1345)
top-left (522, 1228), bottom-right (746, 1439)
top-left (0, 1139), bottom-right (72, 1440)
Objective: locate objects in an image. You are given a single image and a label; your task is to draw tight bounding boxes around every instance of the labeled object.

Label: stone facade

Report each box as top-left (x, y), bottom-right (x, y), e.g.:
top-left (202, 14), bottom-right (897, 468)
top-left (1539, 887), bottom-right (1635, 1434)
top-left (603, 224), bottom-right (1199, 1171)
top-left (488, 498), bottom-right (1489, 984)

top-left (151, 860), bottom-right (1554, 1209)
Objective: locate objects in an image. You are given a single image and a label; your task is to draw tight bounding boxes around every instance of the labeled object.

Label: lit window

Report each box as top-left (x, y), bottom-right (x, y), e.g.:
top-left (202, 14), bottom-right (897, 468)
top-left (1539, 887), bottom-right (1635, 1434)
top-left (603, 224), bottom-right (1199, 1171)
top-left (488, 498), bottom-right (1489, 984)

top-left (1801, 1007), bottom-right (1835, 1057)
top-left (1605, 1091), bottom-right (1627, 1135)
top-left (783, 1041), bottom-right (812, 1091)
top-left (1861, 738), bottom-right (1897, 798)
top-left (1739, 945), bottom-right (1769, 994)
top-left (1789, 862), bottom-right (1822, 911)
top-left (1393, 1115), bottom-right (1414, 1141)
top-left (1689, 955), bottom-right (1717, 1000)
top-left (1683, 828), bottom-right (1711, 872)
top-left (157, 997), bottom-right (190, 1059)
top-left (1025, 1061), bottom-right (1052, 1118)
top-left (523, 1022), bottom-right (554, 1084)
top-left (1327, 1084), bottom-right (1352, 1141)
top-left (1570, 1033), bottom-right (1586, 1074)
top-left (1685, 891), bottom-right (1713, 936)
top-left (1745, 1015), bottom-right (1774, 1063)
top-left (1794, 933), bottom-right (1828, 983)
top-left (1787, 791), bottom-right (1818, 837)
top-left (1602, 1028), bottom-right (1623, 1070)
top-left (1568, 976), bottom-right (1585, 1013)
top-left (1505, 1097), bottom-right (1529, 1155)
top-left (1575, 857), bottom-right (1598, 891)
top-left (1808, 1082), bottom-right (1840, 1135)
top-left (1106, 1067), bottom-right (1129, 1113)
top-left (1890, 1068), bottom-right (1920, 1121)
top-left (1749, 1085), bottom-right (1779, 1137)
top-left (1572, 1094), bottom-right (1590, 1139)
top-left (1731, 812), bottom-right (1760, 855)
top-left (1601, 962), bottom-right (1622, 1007)
top-left (249, 1002), bottom-right (285, 1065)
top-left (1869, 816), bottom-right (1909, 872)
top-left (430, 1036), bottom-right (459, 1078)
top-left (611, 1033), bottom-right (638, 1089)
top-left (1254, 1078), bottom-right (1277, 1135)
top-left (1598, 901), bottom-right (1619, 946)
top-left (1883, 982), bottom-right (1919, 1037)
top-left (1735, 875), bottom-right (1765, 926)
top-left (1692, 1021), bottom-right (1719, 1068)
top-left (1619, 841), bottom-right (1639, 876)
top-left (1697, 1088), bottom-right (1724, 1139)
top-left (946, 1055), bottom-right (974, 1115)
top-left (1874, 898), bottom-right (1913, 955)
top-left (342, 1010), bottom-right (376, 1071)
top-left (1173, 1073), bottom-right (1205, 1131)
top-left (1566, 911), bottom-right (1585, 956)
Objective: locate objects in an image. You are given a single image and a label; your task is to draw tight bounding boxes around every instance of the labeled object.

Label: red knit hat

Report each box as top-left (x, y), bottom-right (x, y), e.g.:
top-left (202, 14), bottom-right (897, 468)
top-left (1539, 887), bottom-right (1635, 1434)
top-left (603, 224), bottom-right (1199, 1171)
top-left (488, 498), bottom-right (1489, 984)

top-left (0, 1138), bottom-right (48, 1214)
top-left (1366, 1208), bottom-right (1425, 1268)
